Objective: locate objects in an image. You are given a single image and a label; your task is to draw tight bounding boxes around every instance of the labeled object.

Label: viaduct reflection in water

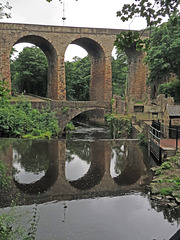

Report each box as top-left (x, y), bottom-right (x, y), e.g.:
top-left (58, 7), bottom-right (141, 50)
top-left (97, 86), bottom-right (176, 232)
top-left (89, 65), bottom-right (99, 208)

top-left (0, 139), bottom-right (149, 206)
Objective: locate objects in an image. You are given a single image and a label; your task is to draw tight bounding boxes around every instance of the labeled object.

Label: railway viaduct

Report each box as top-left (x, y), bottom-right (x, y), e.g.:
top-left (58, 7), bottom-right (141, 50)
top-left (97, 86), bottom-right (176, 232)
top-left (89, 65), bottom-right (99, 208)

top-left (0, 23), bottom-right (148, 129)
top-left (0, 23), bottom-right (147, 102)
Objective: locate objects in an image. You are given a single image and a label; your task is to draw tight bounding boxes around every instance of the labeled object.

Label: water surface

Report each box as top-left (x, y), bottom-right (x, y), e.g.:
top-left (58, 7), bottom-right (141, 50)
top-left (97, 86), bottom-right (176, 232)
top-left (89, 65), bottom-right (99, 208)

top-left (0, 136), bottom-right (179, 240)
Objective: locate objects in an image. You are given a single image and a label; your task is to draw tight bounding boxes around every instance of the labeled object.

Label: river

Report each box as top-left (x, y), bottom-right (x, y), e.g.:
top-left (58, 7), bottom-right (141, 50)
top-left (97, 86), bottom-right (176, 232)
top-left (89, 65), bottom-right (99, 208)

top-left (0, 126), bottom-right (179, 240)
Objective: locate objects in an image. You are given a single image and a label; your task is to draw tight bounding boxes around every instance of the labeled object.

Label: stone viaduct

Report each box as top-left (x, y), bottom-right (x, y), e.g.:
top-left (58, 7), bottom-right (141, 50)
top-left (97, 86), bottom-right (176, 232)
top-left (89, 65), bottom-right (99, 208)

top-left (0, 23), bottom-right (148, 128)
top-left (0, 22), bottom-right (147, 102)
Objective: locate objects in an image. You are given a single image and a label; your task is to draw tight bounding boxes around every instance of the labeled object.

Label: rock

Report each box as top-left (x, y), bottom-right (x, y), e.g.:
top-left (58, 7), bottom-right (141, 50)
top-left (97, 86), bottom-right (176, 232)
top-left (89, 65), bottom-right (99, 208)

top-left (150, 183), bottom-right (161, 194)
top-left (152, 196), bottom-right (162, 201)
top-left (166, 195), bottom-right (174, 201)
top-left (152, 177), bottom-right (165, 183)
top-left (151, 167), bottom-right (158, 172)
top-left (167, 202), bottom-right (178, 208)
top-left (175, 197), bottom-right (180, 204)
top-left (172, 190), bottom-right (180, 198)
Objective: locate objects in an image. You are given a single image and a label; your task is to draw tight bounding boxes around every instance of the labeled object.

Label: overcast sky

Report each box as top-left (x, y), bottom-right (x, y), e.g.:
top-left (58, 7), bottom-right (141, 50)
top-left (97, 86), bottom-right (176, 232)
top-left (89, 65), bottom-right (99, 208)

top-left (0, 0), bottom-right (147, 60)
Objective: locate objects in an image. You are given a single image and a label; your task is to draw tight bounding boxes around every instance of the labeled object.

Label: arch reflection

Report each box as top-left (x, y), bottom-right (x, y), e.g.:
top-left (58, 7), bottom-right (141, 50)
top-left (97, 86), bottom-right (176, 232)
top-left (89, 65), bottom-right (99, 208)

top-left (12, 140), bottom-right (59, 194)
top-left (67, 141), bottom-right (106, 190)
top-left (112, 141), bottom-right (145, 185)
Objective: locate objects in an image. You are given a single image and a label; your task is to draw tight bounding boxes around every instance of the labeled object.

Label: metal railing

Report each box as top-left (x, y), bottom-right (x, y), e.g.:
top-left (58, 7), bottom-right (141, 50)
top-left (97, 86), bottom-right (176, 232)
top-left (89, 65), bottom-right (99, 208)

top-left (149, 124), bottom-right (162, 163)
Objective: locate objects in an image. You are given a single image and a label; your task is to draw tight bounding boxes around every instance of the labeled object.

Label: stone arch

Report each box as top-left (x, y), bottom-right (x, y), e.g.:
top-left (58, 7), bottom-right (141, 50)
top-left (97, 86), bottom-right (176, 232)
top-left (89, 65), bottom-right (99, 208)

top-left (68, 141), bottom-right (105, 190)
top-left (59, 107), bottom-right (107, 134)
top-left (13, 35), bottom-right (60, 99)
top-left (66, 37), bottom-right (110, 102)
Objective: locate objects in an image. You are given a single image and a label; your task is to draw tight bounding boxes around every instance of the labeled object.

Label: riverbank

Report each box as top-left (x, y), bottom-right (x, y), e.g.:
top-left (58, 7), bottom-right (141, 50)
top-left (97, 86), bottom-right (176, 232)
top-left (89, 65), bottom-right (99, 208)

top-left (150, 150), bottom-right (180, 209)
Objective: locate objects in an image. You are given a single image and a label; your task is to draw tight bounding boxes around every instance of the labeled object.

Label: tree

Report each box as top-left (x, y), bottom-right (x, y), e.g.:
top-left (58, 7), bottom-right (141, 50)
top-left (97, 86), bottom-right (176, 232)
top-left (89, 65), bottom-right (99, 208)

top-left (158, 79), bottom-right (180, 103)
top-left (0, 1), bottom-right (11, 19)
top-left (11, 46), bottom-right (48, 97)
top-left (117, 0), bottom-right (180, 27)
top-left (65, 56), bottom-right (91, 101)
top-left (111, 50), bottom-right (128, 97)
top-left (145, 16), bottom-right (180, 85)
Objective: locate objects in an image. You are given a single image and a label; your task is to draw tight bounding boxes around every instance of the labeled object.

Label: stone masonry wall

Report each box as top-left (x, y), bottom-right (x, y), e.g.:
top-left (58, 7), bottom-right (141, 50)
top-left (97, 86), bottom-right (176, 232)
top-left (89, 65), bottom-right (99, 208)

top-left (0, 23), bottom-right (148, 103)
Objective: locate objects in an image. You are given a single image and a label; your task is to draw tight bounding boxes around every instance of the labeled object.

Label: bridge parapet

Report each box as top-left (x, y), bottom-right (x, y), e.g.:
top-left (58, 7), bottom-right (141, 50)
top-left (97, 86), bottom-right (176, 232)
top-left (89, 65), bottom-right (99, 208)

top-left (30, 100), bottom-right (111, 134)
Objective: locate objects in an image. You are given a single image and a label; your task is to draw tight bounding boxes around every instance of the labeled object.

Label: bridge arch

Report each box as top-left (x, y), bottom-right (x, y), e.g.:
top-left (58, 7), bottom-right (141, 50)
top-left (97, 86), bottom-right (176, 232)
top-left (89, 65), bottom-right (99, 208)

top-left (12, 35), bottom-right (59, 99)
top-left (58, 106), bottom-right (109, 134)
top-left (65, 37), bottom-right (111, 102)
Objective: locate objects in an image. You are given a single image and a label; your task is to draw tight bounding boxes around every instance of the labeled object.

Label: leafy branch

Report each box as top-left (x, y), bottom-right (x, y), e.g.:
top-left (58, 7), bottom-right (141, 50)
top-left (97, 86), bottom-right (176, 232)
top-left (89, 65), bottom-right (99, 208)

top-left (0, 2), bottom-right (12, 19)
top-left (114, 31), bottom-right (149, 53)
top-left (117, 0), bottom-right (180, 27)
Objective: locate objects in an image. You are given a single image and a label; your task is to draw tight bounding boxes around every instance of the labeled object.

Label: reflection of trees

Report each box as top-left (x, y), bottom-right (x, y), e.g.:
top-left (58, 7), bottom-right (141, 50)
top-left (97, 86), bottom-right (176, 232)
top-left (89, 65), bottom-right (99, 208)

top-left (66, 140), bottom-right (91, 164)
top-left (0, 138), bottom-right (15, 155)
top-left (111, 144), bottom-right (128, 175)
top-left (13, 140), bottom-right (50, 174)
top-left (149, 197), bottom-right (180, 226)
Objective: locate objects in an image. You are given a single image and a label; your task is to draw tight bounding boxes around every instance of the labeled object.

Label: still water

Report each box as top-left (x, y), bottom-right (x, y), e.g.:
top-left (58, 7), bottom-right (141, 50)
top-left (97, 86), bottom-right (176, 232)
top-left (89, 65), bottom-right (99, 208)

top-left (0, 127), bottom-right (179, 240)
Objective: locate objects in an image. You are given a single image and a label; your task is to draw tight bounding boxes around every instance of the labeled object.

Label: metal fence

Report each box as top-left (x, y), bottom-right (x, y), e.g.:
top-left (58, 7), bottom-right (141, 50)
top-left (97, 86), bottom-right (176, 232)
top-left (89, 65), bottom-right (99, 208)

top-left (150, 122), bottom-right (162, 163)
top-left (150, 120), bottom-right (180, 163)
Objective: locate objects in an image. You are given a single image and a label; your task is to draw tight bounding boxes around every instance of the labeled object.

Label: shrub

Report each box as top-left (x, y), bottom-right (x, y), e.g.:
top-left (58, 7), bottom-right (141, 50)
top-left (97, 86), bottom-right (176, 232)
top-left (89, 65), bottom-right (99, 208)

top-left (137, 132), bottom-right (148, 147)
top-left (105, 114), bottom-right (132, 139)
top-left (0, 161), bottom-right (10, 189)
top-left (160, 187), bottom-right (173, 196)
top-left (0, 100), bottom-right (60, 139)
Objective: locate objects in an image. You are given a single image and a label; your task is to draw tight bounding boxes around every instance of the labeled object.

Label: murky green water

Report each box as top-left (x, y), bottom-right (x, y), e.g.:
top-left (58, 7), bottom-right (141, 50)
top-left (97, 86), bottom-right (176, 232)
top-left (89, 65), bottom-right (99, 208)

top-left (0, 128), bottom-right (179, 239)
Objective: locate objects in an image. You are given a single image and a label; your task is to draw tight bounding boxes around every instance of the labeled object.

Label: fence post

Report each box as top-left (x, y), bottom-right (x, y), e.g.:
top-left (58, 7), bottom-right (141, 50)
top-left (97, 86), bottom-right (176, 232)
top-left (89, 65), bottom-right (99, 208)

top-left (176, 126), bottom-right (178, 150)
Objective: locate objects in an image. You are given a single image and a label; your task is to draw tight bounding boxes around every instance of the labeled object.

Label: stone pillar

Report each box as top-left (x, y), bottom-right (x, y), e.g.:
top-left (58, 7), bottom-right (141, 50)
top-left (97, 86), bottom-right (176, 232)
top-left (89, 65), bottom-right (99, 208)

top-left (90, 57), bottom-right (105, 101)
top-left (90, 56), bottom-right (112, 102)
top-left (126, 49), bottom-right (148, 103)
top-left (104, 56), bottom-right (112, 102)
top-left (0, 41), bottom-right (11, 92)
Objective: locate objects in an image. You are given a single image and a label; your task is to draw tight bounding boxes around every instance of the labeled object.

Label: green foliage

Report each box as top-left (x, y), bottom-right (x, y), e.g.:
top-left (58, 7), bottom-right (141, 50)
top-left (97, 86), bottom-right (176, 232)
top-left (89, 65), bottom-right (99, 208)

top-left (65, 56), bottom-right (91, 101)
top-left (155, 162), bottom-right (172, 175)
top-left (114, 31), bottom-right (148, 53)
top-left (66, 121), bottom-right (75, 131)
top-left (66, 52), bottom-right (129, 100)
top-left (0, 2), bottom-right (12, 19)
top-left (0, 96), bottom-right (60, 139)
top-left (137, 132), bottom-right (148, 147)
top-left (0, 78), bottom-right (10, 102)
top-left (116, 0), bottom-right (180, 27)
top-left (10, 46), bottom-right (48, 97)
top-left (160, 187), bottom-right (173, 196)
top-left (145, 17), bottom-right (180, 85)
top-left (111, 50), bottom-right (128, 96)
top-left (0, 161), bottom-right (10, 189)
top-left (0, 203), bottom-right (39, 240)
top-left (158, 79), bottom-right (180, 103)
top-left (105, 114), bottom-right (132, 139)
top-left (66, 141), bottom-right (91, 164)
top-left (61, 106), bottom-right (70, 114)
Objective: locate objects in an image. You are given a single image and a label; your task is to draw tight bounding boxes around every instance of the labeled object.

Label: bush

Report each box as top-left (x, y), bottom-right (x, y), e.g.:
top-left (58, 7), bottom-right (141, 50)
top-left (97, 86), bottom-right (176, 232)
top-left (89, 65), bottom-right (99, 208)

top-left (0, 161), bottom-right (10, 189)
top-left (160, 187), bottom-right (173, 196)
top-left (0, 99), bottom-right (60, 139)
top-left (105, 114), bottom-right (132, 139)
top-left (66, 121), bottom-right (75, 131)
top-left (137, 132), bottom-right (148, 147)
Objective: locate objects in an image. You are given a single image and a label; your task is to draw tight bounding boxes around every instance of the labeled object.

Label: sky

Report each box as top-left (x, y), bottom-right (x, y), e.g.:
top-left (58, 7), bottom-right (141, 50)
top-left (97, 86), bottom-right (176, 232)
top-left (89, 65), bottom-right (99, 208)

top-left (0, 0), bottom-right (148, 60)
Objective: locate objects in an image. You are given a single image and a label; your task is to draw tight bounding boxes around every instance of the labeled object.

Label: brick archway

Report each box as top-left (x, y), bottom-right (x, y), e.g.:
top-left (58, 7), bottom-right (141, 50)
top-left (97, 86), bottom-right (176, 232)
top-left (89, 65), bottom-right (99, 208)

top-left (14, 35), bottom-right (60, 99)
top-left (70, 37), bottom-right (106, 102)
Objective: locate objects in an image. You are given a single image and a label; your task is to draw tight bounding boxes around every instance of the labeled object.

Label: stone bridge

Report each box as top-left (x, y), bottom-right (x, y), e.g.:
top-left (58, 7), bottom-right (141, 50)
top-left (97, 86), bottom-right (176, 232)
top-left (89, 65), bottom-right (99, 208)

top-left (30, 99), bottom-right (111, 133)
top-left (0, 23), bottom-right (148, 104)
